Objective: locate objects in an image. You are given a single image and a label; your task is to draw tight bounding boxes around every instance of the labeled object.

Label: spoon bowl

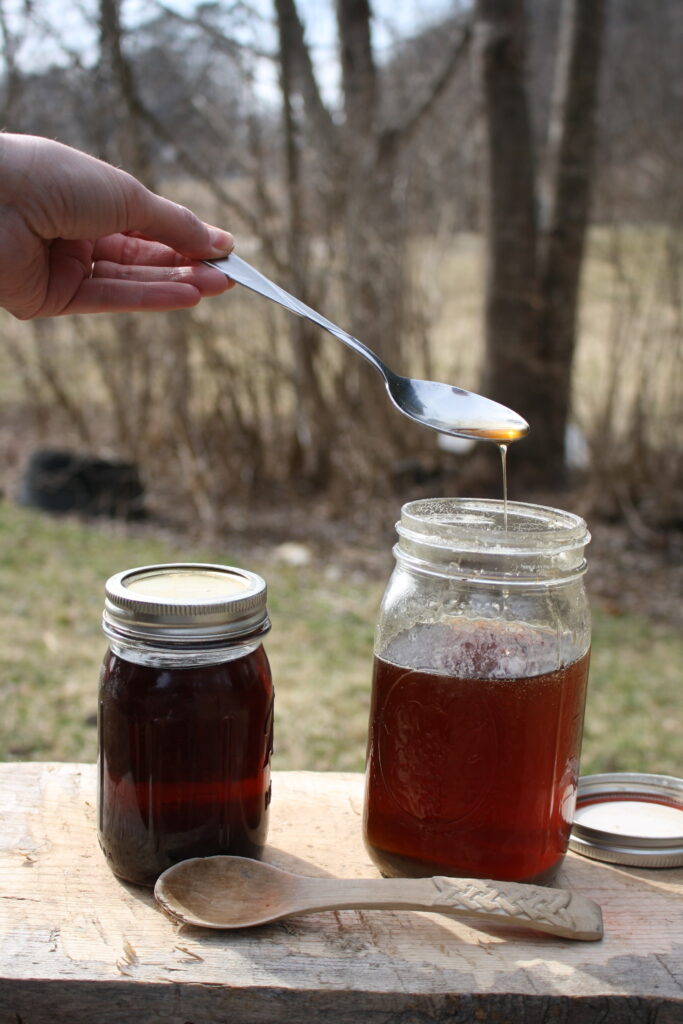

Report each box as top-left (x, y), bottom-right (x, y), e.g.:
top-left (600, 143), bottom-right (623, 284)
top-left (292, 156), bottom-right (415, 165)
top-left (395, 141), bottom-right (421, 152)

top-left (154, 855), bottom-right (603, 941)
top-left (206, 254), bottom-right (529, 443)
top-left (156, 855), bottom-right (298, 929)
top-left (386, 373), bottom-right (528, 442)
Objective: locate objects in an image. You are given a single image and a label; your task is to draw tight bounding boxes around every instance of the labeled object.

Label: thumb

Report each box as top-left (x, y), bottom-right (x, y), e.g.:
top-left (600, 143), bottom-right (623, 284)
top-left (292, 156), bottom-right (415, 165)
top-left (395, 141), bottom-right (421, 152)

top-left (125, 182), bottom-right (234, 260)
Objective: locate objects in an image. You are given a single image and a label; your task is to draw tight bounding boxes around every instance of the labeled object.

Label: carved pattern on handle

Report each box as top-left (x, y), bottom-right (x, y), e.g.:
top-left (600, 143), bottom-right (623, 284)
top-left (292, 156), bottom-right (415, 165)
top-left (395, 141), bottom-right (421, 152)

top-left (431, 876), bottom-right (576, 928)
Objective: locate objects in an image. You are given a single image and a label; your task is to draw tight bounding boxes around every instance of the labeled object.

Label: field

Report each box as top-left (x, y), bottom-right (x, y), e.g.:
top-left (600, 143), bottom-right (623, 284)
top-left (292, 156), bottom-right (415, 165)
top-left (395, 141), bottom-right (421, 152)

top-left (0, 501), bottom-right (680, 777)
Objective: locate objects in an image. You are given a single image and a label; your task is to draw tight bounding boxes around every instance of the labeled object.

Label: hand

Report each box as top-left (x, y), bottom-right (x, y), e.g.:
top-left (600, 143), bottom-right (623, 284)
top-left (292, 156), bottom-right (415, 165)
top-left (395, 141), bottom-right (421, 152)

top-left (0, 133), bottom-right (236, 319)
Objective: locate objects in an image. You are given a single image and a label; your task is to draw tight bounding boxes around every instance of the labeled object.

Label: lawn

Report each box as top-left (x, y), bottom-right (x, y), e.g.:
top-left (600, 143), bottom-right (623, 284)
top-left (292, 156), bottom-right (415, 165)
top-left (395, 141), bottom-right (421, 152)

top-left (0, 501), bottom-right (681, 778)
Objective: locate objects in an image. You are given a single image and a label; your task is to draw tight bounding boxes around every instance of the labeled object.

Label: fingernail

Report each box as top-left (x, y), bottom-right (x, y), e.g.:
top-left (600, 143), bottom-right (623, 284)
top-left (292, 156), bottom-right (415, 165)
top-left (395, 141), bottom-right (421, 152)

top-left (208, 228), bottom-right (234, 257)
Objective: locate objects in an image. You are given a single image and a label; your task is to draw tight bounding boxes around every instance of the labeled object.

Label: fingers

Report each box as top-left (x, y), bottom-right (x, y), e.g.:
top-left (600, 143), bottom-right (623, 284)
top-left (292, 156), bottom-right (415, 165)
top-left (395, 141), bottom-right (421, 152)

top-left (92, 234), bottom-right (187, 267)
top-left (59, 278), bottom-right (212, 315)
top-left (59, 262), bottom-right (234, 315)
top-left (92, 232), bottom-right (229, 268)
top-left (91, 259), bottom-right (234, 296)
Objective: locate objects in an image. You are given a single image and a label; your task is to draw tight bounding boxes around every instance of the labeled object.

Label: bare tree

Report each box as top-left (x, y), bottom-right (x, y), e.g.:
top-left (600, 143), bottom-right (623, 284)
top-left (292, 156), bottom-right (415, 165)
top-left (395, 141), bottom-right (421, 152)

top-left (476, 0), bottom-right (608, 486)
top-left (275, 0), bottom-right (333, 485)
top-left (273, 0), bottom-right (472, 460)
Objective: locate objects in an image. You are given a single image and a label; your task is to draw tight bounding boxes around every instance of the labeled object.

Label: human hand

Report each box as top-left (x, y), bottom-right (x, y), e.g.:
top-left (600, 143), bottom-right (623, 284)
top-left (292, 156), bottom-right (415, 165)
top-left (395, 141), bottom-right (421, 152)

top-left (0, 133), bottom-right (236, 319)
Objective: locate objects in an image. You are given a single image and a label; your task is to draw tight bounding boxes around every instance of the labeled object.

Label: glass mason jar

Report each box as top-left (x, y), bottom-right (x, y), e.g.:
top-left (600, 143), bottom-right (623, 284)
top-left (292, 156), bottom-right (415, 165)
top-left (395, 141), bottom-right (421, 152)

top-left (363, 498), bottom-right (591, 885)
top-left (98, 563), bottom-right (274, 887)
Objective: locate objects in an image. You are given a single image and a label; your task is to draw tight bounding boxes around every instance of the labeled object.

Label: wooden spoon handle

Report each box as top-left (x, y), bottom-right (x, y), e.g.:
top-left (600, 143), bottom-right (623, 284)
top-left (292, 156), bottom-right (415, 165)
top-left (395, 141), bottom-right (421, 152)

top-left (298, 875), bottom-right (603, 941)
top-left (427, 875), bottom-right (603, 941)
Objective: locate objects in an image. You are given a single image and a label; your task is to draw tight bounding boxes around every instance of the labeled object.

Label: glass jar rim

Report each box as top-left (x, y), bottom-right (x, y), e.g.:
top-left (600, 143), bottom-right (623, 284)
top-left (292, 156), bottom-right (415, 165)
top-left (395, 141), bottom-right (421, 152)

top-left (397, 498), bottom-right (590, 556)
top-left (394, 497), bottom-right (590, 585)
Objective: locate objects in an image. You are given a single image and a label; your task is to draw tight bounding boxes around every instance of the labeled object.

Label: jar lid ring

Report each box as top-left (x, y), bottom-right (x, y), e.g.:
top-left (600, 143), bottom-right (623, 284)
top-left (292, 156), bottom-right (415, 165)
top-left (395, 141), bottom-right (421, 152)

top-left (570, 773), bottom-right (683, 868)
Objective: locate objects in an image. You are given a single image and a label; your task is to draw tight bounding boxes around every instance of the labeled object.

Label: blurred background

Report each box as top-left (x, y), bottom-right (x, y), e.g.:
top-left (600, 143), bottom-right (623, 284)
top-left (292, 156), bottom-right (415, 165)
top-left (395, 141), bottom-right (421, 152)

top-left (0, 0), bottom-right (681, 774)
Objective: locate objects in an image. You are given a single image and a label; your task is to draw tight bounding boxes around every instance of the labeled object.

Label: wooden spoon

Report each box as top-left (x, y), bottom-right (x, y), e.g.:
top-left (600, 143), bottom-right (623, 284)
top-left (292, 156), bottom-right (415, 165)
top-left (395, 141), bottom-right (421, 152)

top-left (154, 855), bottom-right (603, 941)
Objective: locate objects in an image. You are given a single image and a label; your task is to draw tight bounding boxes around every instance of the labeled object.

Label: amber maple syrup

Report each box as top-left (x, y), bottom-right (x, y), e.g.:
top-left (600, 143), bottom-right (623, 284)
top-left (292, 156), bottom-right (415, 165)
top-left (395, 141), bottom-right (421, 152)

top-left (364, 622), bottom-right (590, 883)
top-left (499, 442), bottom-right (509, 526)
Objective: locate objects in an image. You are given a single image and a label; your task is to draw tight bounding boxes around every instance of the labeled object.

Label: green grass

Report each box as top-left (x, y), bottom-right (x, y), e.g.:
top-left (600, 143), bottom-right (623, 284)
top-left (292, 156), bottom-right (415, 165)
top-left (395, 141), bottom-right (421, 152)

top-left (0, 502), bottom-right (681, 778)
top-left (584, 611), bottom-right (683, 775)
top-left (0, 503), bottom-right (382, 770)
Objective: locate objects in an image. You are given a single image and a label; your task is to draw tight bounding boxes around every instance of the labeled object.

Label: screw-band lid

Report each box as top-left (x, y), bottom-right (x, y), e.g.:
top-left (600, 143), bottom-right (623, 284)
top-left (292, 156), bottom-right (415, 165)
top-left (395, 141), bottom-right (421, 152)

top-left (103, 563), bottom-right (269, 646)
top-left (570, 772), bottom-right (683, 868)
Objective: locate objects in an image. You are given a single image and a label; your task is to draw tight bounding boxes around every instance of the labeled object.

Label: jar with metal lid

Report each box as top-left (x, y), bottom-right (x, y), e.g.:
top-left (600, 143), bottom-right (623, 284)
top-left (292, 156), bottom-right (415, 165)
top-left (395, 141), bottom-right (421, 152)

top-left (98, 562), bottom-right (274, 887)
top-left (363, 498), bottom-right (591, 885)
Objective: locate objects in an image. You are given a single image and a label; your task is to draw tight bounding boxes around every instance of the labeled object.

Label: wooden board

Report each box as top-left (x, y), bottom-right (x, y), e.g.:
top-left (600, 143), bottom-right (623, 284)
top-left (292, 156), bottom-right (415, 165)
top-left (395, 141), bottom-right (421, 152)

top-left (1, 763), bottom-right (682, 1023)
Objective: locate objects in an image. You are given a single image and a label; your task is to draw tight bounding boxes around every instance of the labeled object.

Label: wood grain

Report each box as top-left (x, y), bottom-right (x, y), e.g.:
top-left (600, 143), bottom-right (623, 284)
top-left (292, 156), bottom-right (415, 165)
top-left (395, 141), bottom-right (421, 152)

top-left (1, 763), bottom-right (682, 1023)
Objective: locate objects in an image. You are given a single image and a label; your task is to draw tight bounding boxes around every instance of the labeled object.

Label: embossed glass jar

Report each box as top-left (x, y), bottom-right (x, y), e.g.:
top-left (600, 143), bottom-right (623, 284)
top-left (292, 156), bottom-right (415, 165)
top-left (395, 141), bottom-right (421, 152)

top-left (363, 498), bottom-right (591, 884)
top-left (98, 563), bottom-right (274, 887)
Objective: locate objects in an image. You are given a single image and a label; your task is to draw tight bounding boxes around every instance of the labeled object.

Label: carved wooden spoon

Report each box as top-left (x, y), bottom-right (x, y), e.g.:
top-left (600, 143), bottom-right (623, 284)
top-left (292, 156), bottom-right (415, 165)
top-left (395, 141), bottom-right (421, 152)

top-left (154, 856), bottom-right (603, 941)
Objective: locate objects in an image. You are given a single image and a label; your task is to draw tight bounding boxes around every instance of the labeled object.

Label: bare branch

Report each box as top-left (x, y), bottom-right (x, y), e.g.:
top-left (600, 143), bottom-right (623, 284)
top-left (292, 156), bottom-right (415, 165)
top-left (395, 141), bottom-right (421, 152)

top-left (138, 100), bottom-right (264, 236)
top-left (379, 15), bottom-right (473, 160)
top-left (93, 1), bottom-right (265, 238)
top-left (154, 1), bottom-right (274, 61)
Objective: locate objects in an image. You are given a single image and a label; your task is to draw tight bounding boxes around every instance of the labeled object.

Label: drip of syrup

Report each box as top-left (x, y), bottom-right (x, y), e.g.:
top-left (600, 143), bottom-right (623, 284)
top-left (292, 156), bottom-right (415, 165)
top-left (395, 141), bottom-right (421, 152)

top-left (498, 443), bottom-right (509, 528)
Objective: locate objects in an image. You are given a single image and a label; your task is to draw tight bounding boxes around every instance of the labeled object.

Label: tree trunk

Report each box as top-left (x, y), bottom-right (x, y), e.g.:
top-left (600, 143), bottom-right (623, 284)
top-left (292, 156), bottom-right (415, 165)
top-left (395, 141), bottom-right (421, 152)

top-left (97, 0), bottom-right (154, 187)
top-left (476, 0), bottom-right (540, 426)
top-left (337, 0), bottom-right (377, 139)
top-left (0, 0), bottom-right (22, 124)
top-left (476, 0), bottom-right (607, 486)
top-left (275, 0), bottom-right (333, 488)
top-left (335, 0), bottom-right (409, 448)
top-left (535, 0), bottom-right (608, 476)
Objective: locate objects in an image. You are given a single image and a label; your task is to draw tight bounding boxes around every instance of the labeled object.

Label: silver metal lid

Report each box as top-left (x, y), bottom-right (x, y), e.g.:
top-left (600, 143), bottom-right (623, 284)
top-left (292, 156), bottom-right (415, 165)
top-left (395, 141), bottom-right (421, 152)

top-left (569, 773), bottom-right (683, 868)
top-left (103, 563), bottom-right (269, 646)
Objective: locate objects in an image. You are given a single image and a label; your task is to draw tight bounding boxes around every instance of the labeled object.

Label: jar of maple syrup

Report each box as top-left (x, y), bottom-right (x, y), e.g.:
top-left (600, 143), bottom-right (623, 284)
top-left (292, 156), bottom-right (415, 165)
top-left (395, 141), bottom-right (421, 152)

top-left (364, 498), bottom-right (591, 885)
top-left (98, 563), bottom-right (273, 887)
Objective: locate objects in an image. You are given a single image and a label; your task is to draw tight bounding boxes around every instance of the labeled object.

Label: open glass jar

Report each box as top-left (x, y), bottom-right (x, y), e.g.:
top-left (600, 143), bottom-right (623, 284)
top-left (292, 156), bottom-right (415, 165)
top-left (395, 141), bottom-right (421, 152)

top-left (98, 563), bottom-right (273, 887)
top-left (363, 498), bottom-right (591, 885)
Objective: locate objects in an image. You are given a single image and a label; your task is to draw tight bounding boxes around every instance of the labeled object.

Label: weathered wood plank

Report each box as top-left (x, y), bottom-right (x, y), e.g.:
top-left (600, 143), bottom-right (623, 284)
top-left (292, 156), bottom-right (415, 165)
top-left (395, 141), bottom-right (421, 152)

top-left (1, 763), bottom-right (682, 1023)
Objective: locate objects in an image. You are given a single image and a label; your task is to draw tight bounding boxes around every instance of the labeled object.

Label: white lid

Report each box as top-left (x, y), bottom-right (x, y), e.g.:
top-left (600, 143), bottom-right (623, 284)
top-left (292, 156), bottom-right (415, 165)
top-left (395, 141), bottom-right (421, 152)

top-left (569, 773), bottom-right (683, 868)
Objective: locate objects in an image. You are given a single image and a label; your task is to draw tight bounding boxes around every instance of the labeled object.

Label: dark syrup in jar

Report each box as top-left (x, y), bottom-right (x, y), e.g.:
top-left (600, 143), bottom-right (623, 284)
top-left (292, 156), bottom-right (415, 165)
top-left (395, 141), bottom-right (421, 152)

top-left (98, 645), bottom-right (273, 887)
top-left (364, 622), bottom-right (590, 883)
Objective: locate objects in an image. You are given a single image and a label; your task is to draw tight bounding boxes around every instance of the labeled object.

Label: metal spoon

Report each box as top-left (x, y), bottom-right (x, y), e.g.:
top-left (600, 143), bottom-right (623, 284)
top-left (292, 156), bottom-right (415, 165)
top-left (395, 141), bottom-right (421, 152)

top-left (205, 253), bottom-right (529, 443)
top-left (154, 855), bottom-right (603, 941)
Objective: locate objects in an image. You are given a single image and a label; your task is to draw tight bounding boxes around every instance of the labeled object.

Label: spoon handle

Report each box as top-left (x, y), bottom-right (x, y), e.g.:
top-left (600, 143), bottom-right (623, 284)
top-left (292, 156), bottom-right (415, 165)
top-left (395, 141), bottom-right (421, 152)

top-left (296, 875), bottom-right (603, 942)
top-left (205, 254), bottom-right (390, 379)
